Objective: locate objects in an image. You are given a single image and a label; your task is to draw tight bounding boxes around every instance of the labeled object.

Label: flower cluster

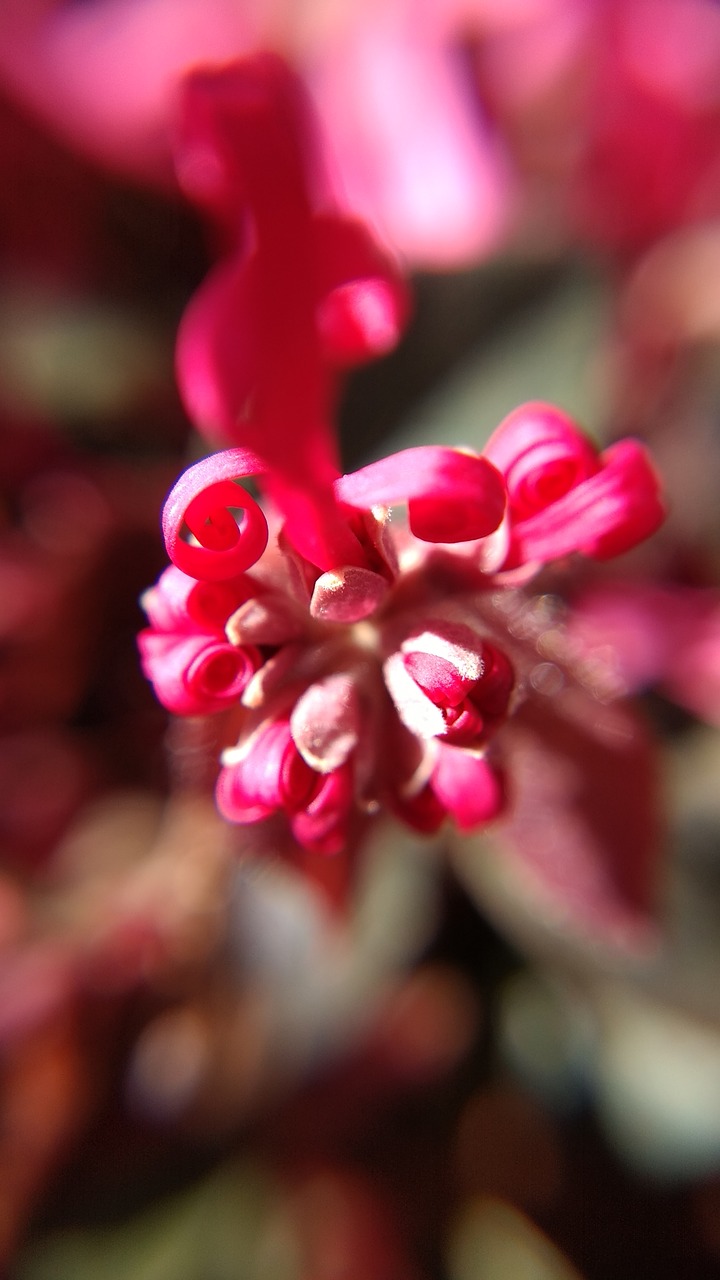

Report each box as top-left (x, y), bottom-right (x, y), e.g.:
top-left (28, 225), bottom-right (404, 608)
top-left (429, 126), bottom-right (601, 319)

top-left (139, 56), bottom-right (664, 858)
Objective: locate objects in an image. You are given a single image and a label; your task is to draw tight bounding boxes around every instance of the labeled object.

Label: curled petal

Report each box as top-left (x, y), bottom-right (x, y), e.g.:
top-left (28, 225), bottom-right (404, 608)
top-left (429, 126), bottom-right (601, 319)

top-left (317, 278), bottom-right (406, 365)
top-left (141, 564), bottom-right (256, 633)
top-left (577, 440), bottom-right (666, 560)
top-left (218, 719), bottom-right (315, 823)
top-left (162, 448), bottom-right (269, 581)
top-left (218, 715), bottom-right (354, 853)
top-left (335, 447), bottom-right (506, 542)
top-left (383, 651), bottom-right (449, 740)
top-left (393, 781), bottom-right (447, 835)
top-left (484, 402), bottom-right (664, 567)
top-left (138, 630), bottom-right (260, 716)
top-left (385, 622), bottom-right (514, 749)
top-left (509, 439), bottom-right (665, 566)
top-left (177, 55), bottom-right (319, 238)
top-left (484, 402), bottom-right (599, 520)
top-left (177, 58), bottom-right (355, 573)
top-left (400, 623), bottom-right (485, 703)
top-left (175, 256), bottom-right (257, 445)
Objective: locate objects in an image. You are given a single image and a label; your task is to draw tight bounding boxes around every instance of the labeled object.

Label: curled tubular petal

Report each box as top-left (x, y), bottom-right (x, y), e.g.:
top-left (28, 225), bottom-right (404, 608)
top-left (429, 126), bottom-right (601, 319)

top-left (175, 256), bottom-right (257, 445)
top-left (509, 439), bottom-right (665, 566)
top-left (217, 715), bottom-right (354, 853)
top-left (141, 564), bottom-right (256, 632)
top-left (484, 402), bottom-right (665, 567)
top-left (218, 719), bottom-right (316, 823)
top-left (138, 631), bottom-right (260, 716)
top-left (484, 402), bottom-right (599, 520)
top-left (162, 448), bottom-right (269, 581)
top-left (579, 440), bottom-right (666, 560)
top-left (335, 446), bottom-right (506, 542)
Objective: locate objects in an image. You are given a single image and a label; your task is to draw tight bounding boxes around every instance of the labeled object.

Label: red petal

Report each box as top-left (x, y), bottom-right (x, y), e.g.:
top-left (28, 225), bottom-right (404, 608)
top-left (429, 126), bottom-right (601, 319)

top-left (142, 564), bottom-right (256, 632)
top-left (162, 448), bottom-right (269, 581)
top-left (218, 719), bottom-right (316, 822)
top-left (484, 402), bottom-right (599, 520)
top-left (510, 439), bottom-right (664, 566)
top-left (138, 630), bottom-right (258, 715)
top-left (335, 447), bottom-right (506, 542)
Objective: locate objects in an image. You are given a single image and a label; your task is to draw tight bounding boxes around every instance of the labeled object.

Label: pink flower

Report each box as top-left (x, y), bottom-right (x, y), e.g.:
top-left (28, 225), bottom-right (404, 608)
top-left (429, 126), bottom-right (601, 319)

top-left (140, 57), bottom-right (665, 869)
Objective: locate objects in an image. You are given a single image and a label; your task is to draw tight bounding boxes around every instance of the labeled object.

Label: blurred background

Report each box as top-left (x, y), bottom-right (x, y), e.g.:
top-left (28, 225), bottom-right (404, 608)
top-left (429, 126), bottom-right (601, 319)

top-left (2, 2), bottom-right (720, 1277)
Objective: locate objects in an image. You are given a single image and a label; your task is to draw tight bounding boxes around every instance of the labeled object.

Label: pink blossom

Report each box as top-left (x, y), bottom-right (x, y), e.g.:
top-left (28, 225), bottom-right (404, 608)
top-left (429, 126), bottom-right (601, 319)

top-left (139, 58), bottom-right (666, 865)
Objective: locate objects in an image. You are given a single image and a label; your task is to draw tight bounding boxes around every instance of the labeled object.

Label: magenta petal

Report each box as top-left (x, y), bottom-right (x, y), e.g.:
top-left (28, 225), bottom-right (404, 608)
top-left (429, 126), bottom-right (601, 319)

top-left (218, 719), bottom-right (315, 822)
top-left (176, 58), bottom-right (357, 573)
top-left (335, 447), bottom-right (506, 542)
top-left (141, 566), bottom-right (205, 632)
top-left (385, 621), bottom-right (488, 739)
top-left (430, 746), bottom-right (506, 832)
top-left (403, 652), bottom-right (473, 707)
top-left (175, 256), bottom-right (257, 446)
top-left (215, 763), bottom-right (274, 826)
top-left (581, 440), bottom-right (666, 559)
top-left (510, 439), bottom-right (664, 566)
top-left (317, 279), bottom-right (405, 364)
top-left (400, 622), bottom-right (485, 703)
top-left (142, 564), bottom-right (256, 632)
top-left (484, 402), bottom-right (599, 520)
top-left (313, 213), bottom-right (410, 366)
top-left (291, 763), bottom-right (355, 855)
top-left (162, 448), bottom-right (269, 581)
top-left (483, 402), bottom-right (665, 568)
top-left (138, 630), bottom-right (258, 715)
top-left (393, 781), bottom-right (447, 835)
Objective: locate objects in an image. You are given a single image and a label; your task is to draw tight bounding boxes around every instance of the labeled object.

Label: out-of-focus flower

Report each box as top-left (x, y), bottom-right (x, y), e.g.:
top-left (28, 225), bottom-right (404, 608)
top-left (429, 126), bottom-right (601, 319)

top-left (470, 0), bottom-right (720, 258)
top-left (140, 57), bottom-right (664, 876)
top-left (568, 579), bottom-right (720, 728)
top-left (568, 0), bottom-right (720, 258)
top-left (0, 0), bottom-right (513, 269)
